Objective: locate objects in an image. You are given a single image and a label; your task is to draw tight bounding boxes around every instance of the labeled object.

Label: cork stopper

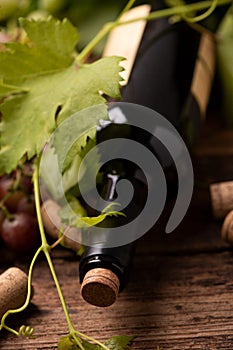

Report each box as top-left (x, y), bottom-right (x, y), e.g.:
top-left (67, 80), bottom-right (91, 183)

top-left (210, 181), bottom-right (233, 219)
top-left (41, 199), bottom-right (61, 239)
top-left (80, 268), bottom-right (120, 307)
top-left (41, 199), bottom-right (81, 252)
top-left (63, 226), bottom-right (82, 252)
top-left (0, 267), bottom-right (28, 319)
top-left (221, 210), bottom-right (233, 244)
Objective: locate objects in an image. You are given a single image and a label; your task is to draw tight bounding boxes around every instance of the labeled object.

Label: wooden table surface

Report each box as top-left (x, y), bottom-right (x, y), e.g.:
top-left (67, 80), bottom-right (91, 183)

top-left (1, 112), bottom-right (233, 350)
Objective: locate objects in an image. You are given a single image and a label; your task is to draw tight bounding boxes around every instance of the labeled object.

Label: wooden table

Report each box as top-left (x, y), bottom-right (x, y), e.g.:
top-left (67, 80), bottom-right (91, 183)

top-left (1, 113), bottom-right (233, 349)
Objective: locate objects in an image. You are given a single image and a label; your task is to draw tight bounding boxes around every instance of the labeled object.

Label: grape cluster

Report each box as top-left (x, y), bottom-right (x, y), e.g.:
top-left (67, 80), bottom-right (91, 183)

top-left (0, 167), bottom-right (39, 254)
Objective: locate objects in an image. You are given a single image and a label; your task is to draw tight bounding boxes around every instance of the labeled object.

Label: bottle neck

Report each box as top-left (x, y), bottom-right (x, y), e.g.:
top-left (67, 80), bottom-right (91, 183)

top-left (79, 170), bottom-right (141, 305)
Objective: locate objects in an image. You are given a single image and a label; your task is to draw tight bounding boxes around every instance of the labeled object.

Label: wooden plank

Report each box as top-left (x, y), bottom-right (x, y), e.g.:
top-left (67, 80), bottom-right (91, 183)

top-left (1, 117), bottom-right (233, 349)
top-left (0, 184), bottom-right (232, 350)
top-left (1, 247), bottom-right (233, 349)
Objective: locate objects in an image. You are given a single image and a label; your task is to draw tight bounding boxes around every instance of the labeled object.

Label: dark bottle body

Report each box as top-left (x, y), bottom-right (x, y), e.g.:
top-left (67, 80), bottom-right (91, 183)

top-left (122, 5), bottom-right (215, 145)
top-left (79, 1), bottom-right (217, 306)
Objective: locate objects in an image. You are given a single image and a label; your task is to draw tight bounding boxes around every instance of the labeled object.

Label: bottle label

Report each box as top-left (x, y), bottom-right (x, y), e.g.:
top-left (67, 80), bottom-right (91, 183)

top-left (191, 30), bottom-right (215, 119)
top-left (102, 4), bottom-right (151, 85)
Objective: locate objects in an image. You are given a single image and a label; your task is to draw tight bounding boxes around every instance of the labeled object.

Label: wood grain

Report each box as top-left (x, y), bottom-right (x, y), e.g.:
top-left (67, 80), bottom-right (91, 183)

top-left (1, 116), bottom-right (233, 349)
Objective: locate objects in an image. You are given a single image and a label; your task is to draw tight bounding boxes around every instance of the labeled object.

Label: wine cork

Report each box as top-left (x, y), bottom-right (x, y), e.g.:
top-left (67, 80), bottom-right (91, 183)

top-left (221, 210), bottom-right (233, 244)
top-left (41, 199), bottom-right (81, 251)
top-left (210, 181), bottom-right (233, 219)
top-left (80, 268), bottom-right (120, 307)
top-left (0, 267), bottom-right (28, 319)
top-left (41, 199), bottom-right (61, 239)
top-left (63, 226), bottom-right (82, 252)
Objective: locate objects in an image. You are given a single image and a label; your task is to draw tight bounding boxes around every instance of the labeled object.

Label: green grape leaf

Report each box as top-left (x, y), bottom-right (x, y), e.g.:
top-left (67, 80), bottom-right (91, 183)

top-left (59, 192), bottom-right (125, 229)
top-left (39, 143), bottom-right (64, 200)
top-left (59, 194), bottom-right (87, 222)
top-left (40, 125), bottom-right (99, 199)
top-left (60, 200), bottom-right (125, 228)
top-left (58, 335), bottom-right (103, 349)
top-left (40, 104), bottom-right (104, 199)
top-left (0, 17), bottom-right (124, 174)
top-left (101, 202), bottom-right (121, 214)
top-left (104, 335), bottom-right (136, 350)
top-left (61, 126), bottom-right (101, 195)
top-left (62, 126), bottom-right (97, 175)
top-left (50, 104), bottom-right (107, 197)
top-left (0, 79), bottom-right (25, 97)
top-left (82, 340), bottom-right (101, 349)
top-left (75, 210), bottom-right (125, 228)
top-left (58, 335), bottom-right (80, 350)
top-left (58, 335), bottom-right (135, 350)
top-left (50, 96), bottom-right (108, 171)
top-left (0, 17), bottom-right (79, 85)
top-left (65, 134), bottom-right (102, 195)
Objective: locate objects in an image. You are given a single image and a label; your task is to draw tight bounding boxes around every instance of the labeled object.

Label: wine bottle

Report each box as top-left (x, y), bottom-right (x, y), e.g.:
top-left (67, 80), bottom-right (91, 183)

top-left (79, 0), bottom-right (217, 307)
top-left (79, 168), bottom-right (146, 307)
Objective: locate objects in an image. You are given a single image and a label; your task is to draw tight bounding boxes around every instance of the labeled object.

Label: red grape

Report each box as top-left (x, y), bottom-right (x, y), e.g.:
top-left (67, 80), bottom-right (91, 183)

top-left (1, 212), bottom-right (39, 254)
top-left (17, 195), bottom-right (36, 216)
top-left (0, 210), bottom-right (5, 242)
top-left (21, 163), bottom-right (34, 194)
top-left (0, 176), bottom-right (24, 212)
top-left (0, 209), bottom-right (5, 227)
top-left (21, 175), bottom-right (34, 194)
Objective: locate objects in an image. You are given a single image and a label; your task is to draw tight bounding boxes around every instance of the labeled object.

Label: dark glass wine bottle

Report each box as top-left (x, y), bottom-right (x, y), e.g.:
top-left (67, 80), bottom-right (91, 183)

top-left (79, 0), bottom-right (219, 307)
top-left (79, 167), bottom-right (146, 307)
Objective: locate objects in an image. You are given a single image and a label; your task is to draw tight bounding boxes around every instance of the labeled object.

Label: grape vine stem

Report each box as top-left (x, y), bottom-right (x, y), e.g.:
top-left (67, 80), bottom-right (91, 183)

top-left (1, 154), bottom-right (109, 349)
top-left (76, 0), bottom-right (232, 63)
top-left (33, 155), bottom-right (109, 349)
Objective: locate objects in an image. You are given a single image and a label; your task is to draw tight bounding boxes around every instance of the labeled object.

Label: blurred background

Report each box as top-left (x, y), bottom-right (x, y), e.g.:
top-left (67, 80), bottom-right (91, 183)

top-left (0, 0), bottom-right (232, 125)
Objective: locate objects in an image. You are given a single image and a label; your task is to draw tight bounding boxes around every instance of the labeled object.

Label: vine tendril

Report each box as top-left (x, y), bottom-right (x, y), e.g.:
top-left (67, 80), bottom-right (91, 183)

top-left (18, 325), bottom-right (35, 337)
top-left (0, 245), bottom-right (43, 336)
top-left (182, 0), bottom-right (218, 22)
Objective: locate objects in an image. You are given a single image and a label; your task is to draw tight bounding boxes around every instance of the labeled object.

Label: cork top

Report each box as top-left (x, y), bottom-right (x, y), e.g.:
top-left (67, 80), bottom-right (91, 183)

top-left (221, 210), bottom-right (233, 244)
top-left (210, 181), bottom-right (233, 219)
top-left (80, 268), bottom-right (120, 307)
